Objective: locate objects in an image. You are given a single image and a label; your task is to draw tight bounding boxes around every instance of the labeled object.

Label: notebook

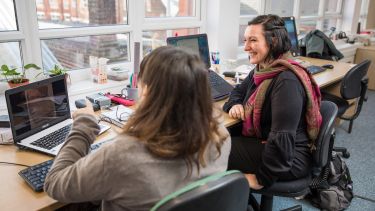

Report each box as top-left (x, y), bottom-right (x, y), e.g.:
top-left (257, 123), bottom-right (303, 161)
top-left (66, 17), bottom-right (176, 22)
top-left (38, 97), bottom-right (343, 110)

top-left (166, 33), bottom-right (234, 101)
top-left (5, 75), bottom-right (110, 156)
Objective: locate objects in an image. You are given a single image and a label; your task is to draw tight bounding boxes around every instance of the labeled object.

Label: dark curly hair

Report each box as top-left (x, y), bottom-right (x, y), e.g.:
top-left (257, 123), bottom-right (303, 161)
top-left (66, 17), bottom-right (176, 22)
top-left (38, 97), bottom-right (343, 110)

top-left (248, 14), bottom-right (292, 63)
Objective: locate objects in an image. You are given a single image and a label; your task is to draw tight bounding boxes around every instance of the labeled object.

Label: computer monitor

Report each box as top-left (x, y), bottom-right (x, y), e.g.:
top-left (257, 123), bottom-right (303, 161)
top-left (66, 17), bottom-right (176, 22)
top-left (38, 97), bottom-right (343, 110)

top-left (283, 16), bottom-right (300, 56)
top-left (166, 34), bottom-right (211, 69)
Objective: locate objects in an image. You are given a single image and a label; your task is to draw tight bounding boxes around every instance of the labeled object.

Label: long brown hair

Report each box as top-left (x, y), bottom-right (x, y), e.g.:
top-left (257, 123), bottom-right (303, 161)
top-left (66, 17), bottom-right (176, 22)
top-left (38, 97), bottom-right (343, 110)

top-left (123, 46), bottom-right (228, 176)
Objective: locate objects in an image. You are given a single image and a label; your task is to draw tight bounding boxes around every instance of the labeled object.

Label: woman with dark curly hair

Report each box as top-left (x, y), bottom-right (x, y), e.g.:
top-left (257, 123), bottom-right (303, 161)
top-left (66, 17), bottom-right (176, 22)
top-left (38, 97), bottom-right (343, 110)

top-left (224, 14), bottom-right (322, 190)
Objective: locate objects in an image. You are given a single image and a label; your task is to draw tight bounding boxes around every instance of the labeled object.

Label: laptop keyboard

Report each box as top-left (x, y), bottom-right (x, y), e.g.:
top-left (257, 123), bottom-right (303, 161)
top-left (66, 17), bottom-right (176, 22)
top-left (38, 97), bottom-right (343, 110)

top-left (306, 65), bottom-right (326, 75)
top-left (209, 71), bottom-right (226, 86)
top-left (208, 71), bottom-right (234, 100)
top-left (19, 138), bottom-right (115, 192)
top-left (30, 124), bottom-right (72, 150)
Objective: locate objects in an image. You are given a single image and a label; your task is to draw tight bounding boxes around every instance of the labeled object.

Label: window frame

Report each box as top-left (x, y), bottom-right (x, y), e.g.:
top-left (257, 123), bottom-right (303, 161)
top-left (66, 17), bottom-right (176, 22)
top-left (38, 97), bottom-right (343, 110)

top-left (237, 0), bottom-right (344, 50)
top-left (0, 0), bottom-right (204, 84)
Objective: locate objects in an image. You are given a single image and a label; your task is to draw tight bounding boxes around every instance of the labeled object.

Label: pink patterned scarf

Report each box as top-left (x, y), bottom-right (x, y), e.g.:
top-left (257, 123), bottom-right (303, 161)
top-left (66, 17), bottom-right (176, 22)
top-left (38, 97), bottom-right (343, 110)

top-left (242, 57), bottom-right (322, 150)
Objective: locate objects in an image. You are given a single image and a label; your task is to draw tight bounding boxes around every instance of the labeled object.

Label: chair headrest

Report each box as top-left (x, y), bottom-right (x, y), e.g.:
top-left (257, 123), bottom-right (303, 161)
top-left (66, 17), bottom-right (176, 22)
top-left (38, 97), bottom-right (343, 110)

top-left (341, 60), bottom-right (371, 99)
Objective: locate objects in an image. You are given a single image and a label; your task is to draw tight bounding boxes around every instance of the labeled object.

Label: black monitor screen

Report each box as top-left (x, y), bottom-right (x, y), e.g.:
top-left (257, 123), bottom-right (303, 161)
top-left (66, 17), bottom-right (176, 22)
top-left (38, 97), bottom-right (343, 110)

top-left (166, 34), bottom-right (211, 68)
top-left (5, 75), bottom-right (70, 141)
top-left (283, 16), bottom-right (300, 56)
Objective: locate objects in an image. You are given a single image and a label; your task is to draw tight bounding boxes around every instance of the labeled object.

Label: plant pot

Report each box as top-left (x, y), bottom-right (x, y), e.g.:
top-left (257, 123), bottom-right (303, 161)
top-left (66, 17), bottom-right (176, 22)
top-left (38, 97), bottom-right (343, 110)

top-left (8, 79), bottom-right (29, 88)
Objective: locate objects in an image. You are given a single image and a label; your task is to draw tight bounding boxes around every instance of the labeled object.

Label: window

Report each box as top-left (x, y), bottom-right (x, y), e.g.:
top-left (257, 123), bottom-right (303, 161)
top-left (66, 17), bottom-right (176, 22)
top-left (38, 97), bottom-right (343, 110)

top-left (268, 0), bottom-right (294, 17)
top-left (240, 0), bottom-right (260, 16)
top-left (0, 0), bottom-right (202, 93)
top-left (325, 0), bottom-right (339, 13)
top-left (0, 0), bottom-right (18, 31)
top-left (145, 0), bottom-right (196, 18)
top-left (323, 18), bottom-right (338, 33)
top-left (238, 0), bottom-right (344, 46)
top-left (300, 0), bottom-right (320, 17)
top-left (300, 20), bottom-right (318, 35)
top-left (36, 0), bottom-right (128, 29)
top-left (41, 34), bottom-right (130, 70)
top-left (0, 42), bottom-right (22, 68)
top-left (238, 25), bottom-right (247, 46)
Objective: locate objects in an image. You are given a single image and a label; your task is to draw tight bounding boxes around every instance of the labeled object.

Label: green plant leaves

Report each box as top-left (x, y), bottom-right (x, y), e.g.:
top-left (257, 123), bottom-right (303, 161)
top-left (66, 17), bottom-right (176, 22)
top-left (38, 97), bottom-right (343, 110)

top-left (24, 63), bottom-right (41, 70)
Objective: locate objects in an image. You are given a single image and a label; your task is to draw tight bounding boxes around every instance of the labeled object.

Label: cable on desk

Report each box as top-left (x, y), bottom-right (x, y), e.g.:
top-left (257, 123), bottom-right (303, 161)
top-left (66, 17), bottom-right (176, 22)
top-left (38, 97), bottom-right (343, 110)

top-left (0, 162), bottom-right (30, 167)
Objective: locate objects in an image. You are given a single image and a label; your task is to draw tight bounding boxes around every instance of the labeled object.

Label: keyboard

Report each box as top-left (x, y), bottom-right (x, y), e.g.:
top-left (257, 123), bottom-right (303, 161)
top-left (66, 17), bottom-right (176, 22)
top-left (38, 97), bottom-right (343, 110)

top-left (19, 138), bottom-right (115, 192)
top-left (209, 70), bottom-right (227, 86)
top-left (19, 159), bottom-right (53, 192)
top-left (30, 124), bottom-right (72, 150)
top-left (306, 65), bottom-right (326, 75)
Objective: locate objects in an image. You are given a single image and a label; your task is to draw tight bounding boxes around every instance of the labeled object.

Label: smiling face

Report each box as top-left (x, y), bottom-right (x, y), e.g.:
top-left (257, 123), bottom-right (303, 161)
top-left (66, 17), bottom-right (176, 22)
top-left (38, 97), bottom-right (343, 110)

top-left (244, 24), bottom-right (270, 65)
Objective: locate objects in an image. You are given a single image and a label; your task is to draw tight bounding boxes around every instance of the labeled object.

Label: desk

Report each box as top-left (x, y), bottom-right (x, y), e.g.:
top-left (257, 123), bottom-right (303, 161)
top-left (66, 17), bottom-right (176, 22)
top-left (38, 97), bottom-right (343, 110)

top-left (0, 57), bottom-right (354, 210)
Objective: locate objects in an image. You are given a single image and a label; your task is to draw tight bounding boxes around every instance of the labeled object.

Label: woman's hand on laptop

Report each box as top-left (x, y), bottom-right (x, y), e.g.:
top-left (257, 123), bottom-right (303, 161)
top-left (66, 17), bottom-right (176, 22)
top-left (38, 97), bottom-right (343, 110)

top-left (72, 99), bottom-right (96, 119)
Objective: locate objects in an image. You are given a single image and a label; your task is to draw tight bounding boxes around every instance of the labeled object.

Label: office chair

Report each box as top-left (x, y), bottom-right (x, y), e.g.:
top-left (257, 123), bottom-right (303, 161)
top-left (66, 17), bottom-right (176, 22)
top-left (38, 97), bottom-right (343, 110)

top-left (248, 101), bottom-right (338, 211)
top-left (322, 59), bottom-right (371, 158)
top-left (151, 170), bottom-right (250, 211)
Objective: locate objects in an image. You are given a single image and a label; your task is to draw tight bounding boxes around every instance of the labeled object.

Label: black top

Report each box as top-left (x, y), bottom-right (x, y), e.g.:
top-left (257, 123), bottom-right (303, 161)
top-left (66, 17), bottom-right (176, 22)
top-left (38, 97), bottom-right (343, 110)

top-left (223, 70), bottom-right (312, 187)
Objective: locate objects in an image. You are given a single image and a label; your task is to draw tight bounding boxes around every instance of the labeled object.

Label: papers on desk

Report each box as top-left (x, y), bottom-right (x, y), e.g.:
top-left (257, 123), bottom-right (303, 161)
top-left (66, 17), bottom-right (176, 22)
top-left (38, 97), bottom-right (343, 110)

top-left (100, 105), bottom-right (134, 128)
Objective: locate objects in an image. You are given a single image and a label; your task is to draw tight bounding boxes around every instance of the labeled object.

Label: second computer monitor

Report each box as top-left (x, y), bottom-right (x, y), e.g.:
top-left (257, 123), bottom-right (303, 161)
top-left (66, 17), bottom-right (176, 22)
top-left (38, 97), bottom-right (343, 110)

top-left (283, 16), bottom-right (300, 57)
top-left (166, 33), bottom-right (211, 69)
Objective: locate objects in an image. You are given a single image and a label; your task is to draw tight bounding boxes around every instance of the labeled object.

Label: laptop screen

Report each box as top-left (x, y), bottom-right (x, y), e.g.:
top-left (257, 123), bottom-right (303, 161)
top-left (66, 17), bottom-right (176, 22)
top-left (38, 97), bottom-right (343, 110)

top-left (5, 75), bottom-right (70, 142)
top-left (283, 16), bottom-right (300, 56)
top-left (166, 34), bottom-right (211, 69)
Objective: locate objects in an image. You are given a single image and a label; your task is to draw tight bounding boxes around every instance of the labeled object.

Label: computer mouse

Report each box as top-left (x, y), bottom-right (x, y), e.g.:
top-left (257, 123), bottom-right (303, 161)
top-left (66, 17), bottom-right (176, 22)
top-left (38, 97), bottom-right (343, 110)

top-left (75, 99), bottom-right (87, 108)
top-left (322, 64), bottom-right (334, 69)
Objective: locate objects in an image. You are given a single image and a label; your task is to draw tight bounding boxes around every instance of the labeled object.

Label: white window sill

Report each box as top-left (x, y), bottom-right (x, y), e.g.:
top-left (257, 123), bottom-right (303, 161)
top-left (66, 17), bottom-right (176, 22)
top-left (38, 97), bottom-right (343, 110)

top-left (68, 79), bottom-right (128, 97)
top-left (0, 79), bottom-right (128, 115)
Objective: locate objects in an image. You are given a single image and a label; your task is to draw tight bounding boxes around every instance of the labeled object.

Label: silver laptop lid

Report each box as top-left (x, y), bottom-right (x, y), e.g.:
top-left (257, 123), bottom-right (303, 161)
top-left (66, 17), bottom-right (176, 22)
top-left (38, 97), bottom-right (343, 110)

top-left (5, 75), bottom-right (71, 143)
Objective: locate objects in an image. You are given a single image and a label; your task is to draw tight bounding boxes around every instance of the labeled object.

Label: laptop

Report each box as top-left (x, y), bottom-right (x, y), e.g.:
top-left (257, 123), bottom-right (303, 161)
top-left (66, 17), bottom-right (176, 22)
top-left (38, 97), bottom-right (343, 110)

top-left (166, 33), bottom-right (234, 101)
top-left (5, 75), bottom-right (73, 156)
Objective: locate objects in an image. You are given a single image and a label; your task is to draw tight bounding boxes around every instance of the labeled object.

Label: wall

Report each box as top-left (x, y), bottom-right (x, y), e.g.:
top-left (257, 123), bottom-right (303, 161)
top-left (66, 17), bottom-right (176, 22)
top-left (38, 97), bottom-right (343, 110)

top-left (366, 0), bottom-right (375, 29)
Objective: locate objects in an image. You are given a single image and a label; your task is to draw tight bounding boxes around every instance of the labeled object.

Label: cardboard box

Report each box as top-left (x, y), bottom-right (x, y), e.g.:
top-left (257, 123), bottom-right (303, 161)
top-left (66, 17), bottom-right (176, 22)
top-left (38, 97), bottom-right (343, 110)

top-left (355, 46), bottom-right (375, 90)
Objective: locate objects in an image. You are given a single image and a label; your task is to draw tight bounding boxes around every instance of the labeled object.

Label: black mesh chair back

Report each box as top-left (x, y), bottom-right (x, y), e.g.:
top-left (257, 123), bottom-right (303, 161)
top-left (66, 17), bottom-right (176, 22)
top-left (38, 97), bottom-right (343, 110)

top-left (151, 170), bottom-right (249, 211)
top-left (249, 101), bottom-right (338, 211)
top-left (312, 101), bottom-right (338, 175)
top-left (340, 59), bottom-right (371, 100)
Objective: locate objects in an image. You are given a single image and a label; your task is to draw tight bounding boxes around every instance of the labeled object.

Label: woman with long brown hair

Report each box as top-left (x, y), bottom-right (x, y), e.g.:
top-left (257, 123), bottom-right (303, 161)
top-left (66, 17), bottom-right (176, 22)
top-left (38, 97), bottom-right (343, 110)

top-left (44, 46), bottom-right (231, 210)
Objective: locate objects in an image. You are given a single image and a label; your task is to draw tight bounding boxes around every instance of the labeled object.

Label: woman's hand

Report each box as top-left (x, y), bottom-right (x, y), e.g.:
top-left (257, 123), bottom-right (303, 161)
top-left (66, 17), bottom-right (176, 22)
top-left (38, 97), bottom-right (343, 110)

top-left (72, 100), bottom-right (96, 119)
top-left (245, 174), bottom-right (264, 190)
top-left (228, 104), bottom-right (245, 120)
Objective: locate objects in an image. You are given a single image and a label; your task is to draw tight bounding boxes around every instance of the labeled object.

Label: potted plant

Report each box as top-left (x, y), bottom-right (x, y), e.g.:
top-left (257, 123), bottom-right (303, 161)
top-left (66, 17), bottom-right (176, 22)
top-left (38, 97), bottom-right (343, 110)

top-left (47, 65), bottom-right (71, 84)
top-left (1, 63), bottom-right (41, 88)
top-left (48, 64), bottom-right (67, 77)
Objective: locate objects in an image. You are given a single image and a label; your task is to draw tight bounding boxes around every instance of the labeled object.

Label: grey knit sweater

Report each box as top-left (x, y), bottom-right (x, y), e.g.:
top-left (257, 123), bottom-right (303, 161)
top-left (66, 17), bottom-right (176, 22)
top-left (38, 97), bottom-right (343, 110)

top-left (44, 114), bottom-right (231, 211)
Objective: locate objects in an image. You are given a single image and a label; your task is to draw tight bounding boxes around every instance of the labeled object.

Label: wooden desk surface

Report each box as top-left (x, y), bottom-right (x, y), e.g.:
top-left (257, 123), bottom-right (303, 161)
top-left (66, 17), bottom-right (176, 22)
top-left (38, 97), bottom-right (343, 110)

top-left (0, 57), bottom-right (354, 210)
top-left (299, 57), bottom-right (355, 88)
